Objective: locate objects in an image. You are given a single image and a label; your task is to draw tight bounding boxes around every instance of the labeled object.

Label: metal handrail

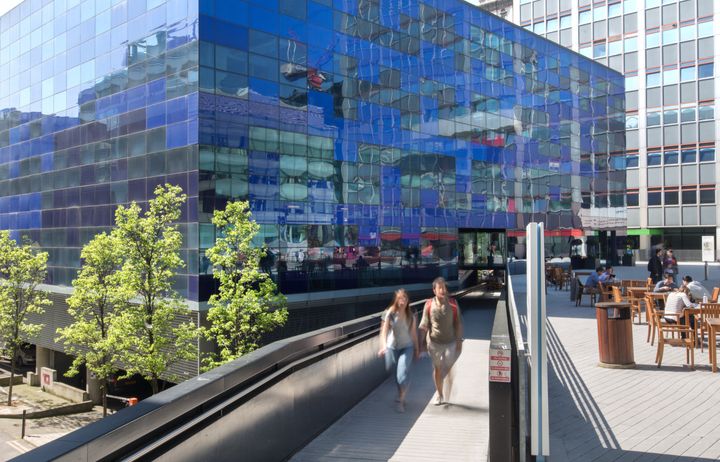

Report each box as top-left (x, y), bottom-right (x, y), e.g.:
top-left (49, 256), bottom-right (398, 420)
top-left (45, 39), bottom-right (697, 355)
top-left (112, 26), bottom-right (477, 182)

top-left (507, 271), bottom-right (529, 462)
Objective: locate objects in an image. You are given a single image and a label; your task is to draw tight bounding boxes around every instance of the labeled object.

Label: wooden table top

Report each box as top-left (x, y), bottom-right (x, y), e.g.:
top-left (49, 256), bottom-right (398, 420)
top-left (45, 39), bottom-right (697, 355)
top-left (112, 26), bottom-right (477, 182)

top-left (595, 302), bottom-right (631, 309)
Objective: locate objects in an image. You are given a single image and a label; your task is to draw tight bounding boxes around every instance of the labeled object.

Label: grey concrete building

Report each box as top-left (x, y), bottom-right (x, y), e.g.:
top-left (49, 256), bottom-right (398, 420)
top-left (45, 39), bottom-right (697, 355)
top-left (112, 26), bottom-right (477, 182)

top-left (501, 0), bottom-right (720, 260)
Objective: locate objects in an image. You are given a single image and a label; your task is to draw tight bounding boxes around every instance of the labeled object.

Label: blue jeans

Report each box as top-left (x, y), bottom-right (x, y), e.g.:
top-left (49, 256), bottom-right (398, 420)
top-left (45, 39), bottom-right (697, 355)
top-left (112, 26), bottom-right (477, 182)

top-left (386, 345), bottom-right (414, 389)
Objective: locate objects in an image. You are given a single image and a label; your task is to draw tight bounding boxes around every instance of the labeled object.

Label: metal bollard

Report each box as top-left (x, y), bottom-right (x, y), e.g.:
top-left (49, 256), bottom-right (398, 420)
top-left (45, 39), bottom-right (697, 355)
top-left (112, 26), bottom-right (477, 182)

top-left (21, 409), bottom-right (26, 439)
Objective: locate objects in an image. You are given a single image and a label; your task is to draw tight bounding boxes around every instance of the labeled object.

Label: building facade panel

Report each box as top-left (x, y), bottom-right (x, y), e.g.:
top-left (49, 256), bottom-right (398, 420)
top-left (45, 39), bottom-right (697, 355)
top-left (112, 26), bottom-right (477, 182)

top-left (196, 0), bottom-right (625, 295)
top-left (0, 0), bottom-right (624, 304)
top-left (0, 0), bottom-right (201, 297)
top-left (512, 0), bottom-right (720, 257)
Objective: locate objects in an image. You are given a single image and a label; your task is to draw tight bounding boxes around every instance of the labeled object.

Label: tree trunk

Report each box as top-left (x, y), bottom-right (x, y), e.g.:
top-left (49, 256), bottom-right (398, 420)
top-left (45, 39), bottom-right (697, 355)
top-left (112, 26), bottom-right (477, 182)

top-left (102, 381), bottom-right (108, 417)
top-left (7, 351), bottom-right (15, 407)
top-left (151, 376), bottom-right (159, 395)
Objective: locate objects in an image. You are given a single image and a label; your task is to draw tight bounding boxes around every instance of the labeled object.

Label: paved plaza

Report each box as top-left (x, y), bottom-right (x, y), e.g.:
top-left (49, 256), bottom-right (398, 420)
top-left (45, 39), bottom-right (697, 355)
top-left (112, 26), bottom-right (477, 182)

top-left (516, 263), bottom-right (720, 461)
top-left (296, 263), bottom-right (720, 461)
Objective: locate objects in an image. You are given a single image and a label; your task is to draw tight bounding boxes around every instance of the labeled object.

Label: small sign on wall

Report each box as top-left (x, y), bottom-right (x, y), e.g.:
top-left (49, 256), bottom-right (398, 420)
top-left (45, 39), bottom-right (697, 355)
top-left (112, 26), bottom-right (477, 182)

top-left (702, 236), bottom-right (715, 262)
top-left (489, 347), bottom-right (511, 383)
top-left (40, 367), bottom-right (54, 388)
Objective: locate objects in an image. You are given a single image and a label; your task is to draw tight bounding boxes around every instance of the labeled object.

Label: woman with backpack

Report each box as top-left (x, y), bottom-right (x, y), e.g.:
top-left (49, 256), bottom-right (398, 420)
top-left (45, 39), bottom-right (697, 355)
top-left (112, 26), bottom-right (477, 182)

top-left (419, 277), bottom-right (464, 405)
top-left (378, 289), bottom-right (419, 412)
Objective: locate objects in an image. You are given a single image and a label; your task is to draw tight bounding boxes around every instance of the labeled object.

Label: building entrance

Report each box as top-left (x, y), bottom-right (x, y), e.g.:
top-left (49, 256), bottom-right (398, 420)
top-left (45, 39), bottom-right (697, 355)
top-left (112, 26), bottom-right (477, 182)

top-left (457, 229), bottom-right (507, 270)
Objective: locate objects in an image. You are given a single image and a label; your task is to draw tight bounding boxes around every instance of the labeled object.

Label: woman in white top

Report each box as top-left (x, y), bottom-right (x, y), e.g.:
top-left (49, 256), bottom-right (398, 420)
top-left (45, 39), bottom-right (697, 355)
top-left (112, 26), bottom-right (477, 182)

top-left (378, 289), bottom-right (419, 412)
top-left (663, 286), bottom-right (697, 331)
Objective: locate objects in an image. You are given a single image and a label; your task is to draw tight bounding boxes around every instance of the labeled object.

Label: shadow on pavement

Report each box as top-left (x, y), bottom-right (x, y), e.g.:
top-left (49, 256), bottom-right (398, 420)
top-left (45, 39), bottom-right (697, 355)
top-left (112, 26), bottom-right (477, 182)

top-left (546, 320), bottom-right (716, 461)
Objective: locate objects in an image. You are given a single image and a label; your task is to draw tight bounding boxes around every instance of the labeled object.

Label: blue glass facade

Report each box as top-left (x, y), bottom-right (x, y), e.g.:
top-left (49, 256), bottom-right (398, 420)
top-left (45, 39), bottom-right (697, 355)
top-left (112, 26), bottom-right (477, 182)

top-left (0, 0), bottom-right (624, 301)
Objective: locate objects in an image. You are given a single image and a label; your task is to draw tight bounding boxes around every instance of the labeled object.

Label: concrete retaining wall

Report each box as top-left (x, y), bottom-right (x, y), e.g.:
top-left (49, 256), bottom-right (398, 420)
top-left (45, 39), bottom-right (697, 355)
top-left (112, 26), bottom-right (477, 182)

top-left (0, 401), bottom-right (94, 419)
top-left (0, 375), bottom-right (24, 387)
top-left (44, 381), bottom-right (89, 404)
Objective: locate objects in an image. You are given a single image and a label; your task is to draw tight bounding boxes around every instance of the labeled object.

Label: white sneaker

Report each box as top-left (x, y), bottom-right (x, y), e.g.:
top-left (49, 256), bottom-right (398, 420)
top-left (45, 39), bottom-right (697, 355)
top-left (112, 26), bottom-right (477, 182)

top-left (434, 394), bottom-right (444, 405)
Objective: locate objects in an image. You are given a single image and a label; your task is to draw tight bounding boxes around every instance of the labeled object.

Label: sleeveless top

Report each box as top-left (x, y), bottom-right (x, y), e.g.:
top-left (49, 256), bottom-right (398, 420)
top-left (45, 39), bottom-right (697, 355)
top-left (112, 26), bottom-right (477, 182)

top-left (382, 309), bottom-right (414, 349)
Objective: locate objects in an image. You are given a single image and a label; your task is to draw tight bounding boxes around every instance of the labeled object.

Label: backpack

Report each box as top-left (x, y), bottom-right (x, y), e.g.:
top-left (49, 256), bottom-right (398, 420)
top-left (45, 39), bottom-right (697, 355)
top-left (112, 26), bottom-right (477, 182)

top-left (424, 297), bottom-right (459, 325)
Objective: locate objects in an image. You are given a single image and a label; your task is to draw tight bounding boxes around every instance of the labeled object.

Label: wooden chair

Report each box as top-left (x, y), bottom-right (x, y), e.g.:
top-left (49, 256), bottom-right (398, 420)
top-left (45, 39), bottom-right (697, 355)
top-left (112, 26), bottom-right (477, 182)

top-left (711, 287), bottom-right (720, 303)
top-left (552, 267), bottom-right (568, 291)
top-left (598, 282), bottom-right (613, 303)
top-left (616, 286), bottom-right (644, 324)
top-left (575, 280), bottom-right (597, 307)
top-left (620, 279), bottom-right (631, 296)
top-left (645, 292), bottom-right (668, 345)
top-left (611, 286), bottom-right (624, 302)
top-left (699, 303), bottom-right (720, 354)
top-left (654, 310), bottom-right (695, 369)
top-left (546, 266), bottom-right (556, 290)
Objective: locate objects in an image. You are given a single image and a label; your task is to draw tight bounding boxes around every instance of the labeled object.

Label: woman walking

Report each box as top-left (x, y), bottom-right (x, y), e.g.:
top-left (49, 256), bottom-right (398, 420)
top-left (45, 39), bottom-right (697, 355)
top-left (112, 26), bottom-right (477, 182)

top-left (378, 289), bottom-right (419, 412)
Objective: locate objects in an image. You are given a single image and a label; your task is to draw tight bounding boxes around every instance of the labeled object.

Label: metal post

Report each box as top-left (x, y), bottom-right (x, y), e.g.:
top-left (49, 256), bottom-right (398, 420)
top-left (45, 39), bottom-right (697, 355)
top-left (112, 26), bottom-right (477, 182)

top-left (705, 261), bottom-right (708, 281)
top-left (21, 409), bottom-right (26, 439)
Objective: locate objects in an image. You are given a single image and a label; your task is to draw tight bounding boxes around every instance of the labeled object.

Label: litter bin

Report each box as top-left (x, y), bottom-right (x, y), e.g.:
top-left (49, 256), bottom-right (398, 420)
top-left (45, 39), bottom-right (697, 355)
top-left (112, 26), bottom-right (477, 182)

top-left (595, 302), bottom-right (635, 368)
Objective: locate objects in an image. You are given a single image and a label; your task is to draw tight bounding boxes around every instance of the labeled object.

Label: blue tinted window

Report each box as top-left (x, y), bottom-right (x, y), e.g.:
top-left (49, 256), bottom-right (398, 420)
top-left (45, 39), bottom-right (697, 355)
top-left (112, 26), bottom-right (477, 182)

top-left (700, 148), bottom-right (715, 162)
top-left (647, 153), bottom-right (662, 166)
top-left (648, 191), bottom-right (661, 205)
top-left (627, 192), bottom-right (639, 206)
top-left (216, 45), bottom-right (248, 73)
top-left (698, 63), bottom-right (713, 79)
top-left (682, 190), bottom-right (696, 204)
top-left (248, 54), bottom-right (278, 80)
top-left (681, 150), bottom-right (696, 163)
top-left (700, 189), bottom-right (714, 204)
top-left (249, 29), bottom-right (278, 57)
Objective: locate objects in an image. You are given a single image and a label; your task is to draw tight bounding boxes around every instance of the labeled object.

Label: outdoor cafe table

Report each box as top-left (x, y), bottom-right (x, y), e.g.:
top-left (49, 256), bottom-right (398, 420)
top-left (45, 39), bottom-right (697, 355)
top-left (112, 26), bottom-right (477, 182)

top-left (622, 281), bottom-right (651, 294)
top-left (708, 318), bottom-right (720, 373)
top-left (627, 287), bottom-right (650, 298)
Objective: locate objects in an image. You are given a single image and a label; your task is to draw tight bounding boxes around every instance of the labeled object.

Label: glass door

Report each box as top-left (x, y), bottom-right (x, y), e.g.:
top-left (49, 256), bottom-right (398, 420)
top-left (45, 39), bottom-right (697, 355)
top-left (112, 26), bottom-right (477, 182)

top-left (458, 229), bottom-right (507, 269)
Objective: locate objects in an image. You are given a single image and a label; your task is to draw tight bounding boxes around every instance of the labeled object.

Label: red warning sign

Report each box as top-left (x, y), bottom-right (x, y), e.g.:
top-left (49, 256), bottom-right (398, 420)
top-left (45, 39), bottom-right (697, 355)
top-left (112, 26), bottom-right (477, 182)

top-left (489, 347), bottom-right (512, 383)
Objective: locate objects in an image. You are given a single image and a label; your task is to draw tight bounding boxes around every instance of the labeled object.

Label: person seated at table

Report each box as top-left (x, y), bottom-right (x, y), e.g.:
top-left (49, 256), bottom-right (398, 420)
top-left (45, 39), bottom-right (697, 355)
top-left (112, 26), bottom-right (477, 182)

top-left (682, 275), bottom-right (710, 302)
top-left (654, 273), bottom-right (677, 293)
top-left (599, 266), bottom-right (615, 283)
top-left (585, 267), bottom-right (604, 290)
top-left (663, 286), bottom-right (698, 336)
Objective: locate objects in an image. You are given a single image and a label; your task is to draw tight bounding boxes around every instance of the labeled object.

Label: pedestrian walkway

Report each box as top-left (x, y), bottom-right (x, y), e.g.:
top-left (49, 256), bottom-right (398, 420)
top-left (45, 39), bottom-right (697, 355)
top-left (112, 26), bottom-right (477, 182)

top-left (514, 268), bottom-right (720, 461)
top-left (291, 293), bottom-right (494, 461)
top-left (0, 383), bottom-right (103, 459)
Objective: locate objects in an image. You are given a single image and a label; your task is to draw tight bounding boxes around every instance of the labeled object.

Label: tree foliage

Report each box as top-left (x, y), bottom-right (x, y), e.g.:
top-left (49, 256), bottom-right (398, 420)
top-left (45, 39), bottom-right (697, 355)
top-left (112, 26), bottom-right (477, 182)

top-left (56, 232), bottom-right (128, 415)
top-left (112, 184), bottom-right (197, 394)
top-left (201, 201), bottom-right (287, 371)
top-left (0, 232), bottom-right (50, 406)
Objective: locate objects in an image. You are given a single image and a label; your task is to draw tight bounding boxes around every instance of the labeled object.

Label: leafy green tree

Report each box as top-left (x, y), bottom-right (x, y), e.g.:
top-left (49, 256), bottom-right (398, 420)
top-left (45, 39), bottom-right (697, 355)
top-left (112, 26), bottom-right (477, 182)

top-left (0, 232), bottom-right (50, 406)
top-left (113, 184), bottom-right (197, 394)
top-left (201, 201), bottom-right (288, 371)
top-left (56, 232), bottom-right (128, 416)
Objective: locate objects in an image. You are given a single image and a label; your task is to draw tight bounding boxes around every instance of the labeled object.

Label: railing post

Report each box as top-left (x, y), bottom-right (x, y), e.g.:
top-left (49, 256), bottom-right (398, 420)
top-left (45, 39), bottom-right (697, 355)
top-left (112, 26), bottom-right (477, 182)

top-left (527, 222), bottom-right (549, 460)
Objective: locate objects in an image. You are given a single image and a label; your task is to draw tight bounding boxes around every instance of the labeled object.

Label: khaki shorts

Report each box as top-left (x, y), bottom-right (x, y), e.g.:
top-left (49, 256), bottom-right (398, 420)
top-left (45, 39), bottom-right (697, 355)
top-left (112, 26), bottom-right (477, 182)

top-left (427, 340), bottom-right (459, 371)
